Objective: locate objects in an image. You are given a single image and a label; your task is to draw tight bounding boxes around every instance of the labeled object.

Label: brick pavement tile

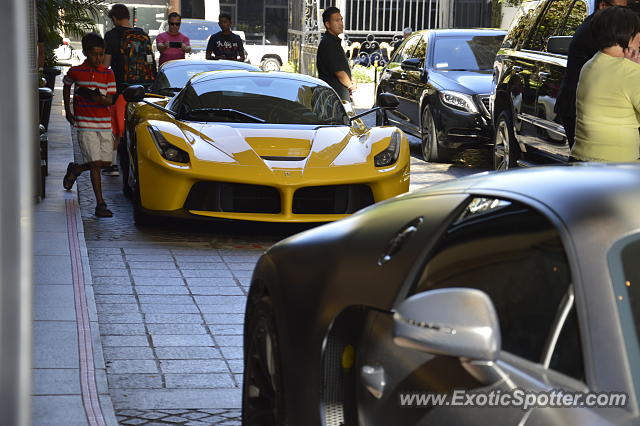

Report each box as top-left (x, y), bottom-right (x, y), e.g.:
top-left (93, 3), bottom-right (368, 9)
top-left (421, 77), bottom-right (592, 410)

top-left (215, 335), bottom-right (243, 347)
top-left (173, 255), bottom-right (223, 263)
top-left (147, 323), bottom-right (208, 335)
top-left (182, 411), bottom-right (210, 420)
top-left (93, 285), bottom-right (134, 295)
top-left (236, 278), bottom-right (251, 287)
top-left (231, 270), bottom-right (252, 278)
top-left (119, 418), bottom-right (147, 425)
top-left (151, 334), bottom-right (214, 347)
top-left (95, 294), bottom-right (138, 304)
top-left (99, 323), bottom-right (146, 335)
top-left (160, 359), bottom-right (228, 373)
top-left (165, 373), bottom-right (234, 388)
top-left (96, 303), bottom-right (140, 313)
top-left (177, 262), bottom-right (226, 270)
top-left (171, 248), bottom-right (220, 255)
top-left (193, 296), bottom-right (246, 305)
top-left (127, 262), bottom-right (178, 270)
top-left (102, 335), bottom-right (150, 346)
top-left (219, 254), bottom-right (262, 262)
top-left (131, 269), bottom-right (182, 278)
top-left (181, 269), bottom-right (233, 278)
top-left (89, 260), bottom-right (127, 269)
top-left (107, 360), bottom-right (159, 374)
top-left (107, 374), bottom-right (163, 389)
top-left (226, 359), bottom-right (244, 374)
top-left (138, 295), bottom-right (194, 305)
top-left (88, 254), bottom-right (124, 262)
top-left (232, 374), bottom-right (243, 387)
top-left (98, 312), bottom-right (144, 323)
top-left (87, 247), bottom-right (123, 255)
top-left (162, 416), bottom-right (191, 423)
top-left (189, 286), bottom-right (245, 296)
top-left (155, 346), bottom-right (222, 359)
top-left (141, 304), bottom-right (200, 314)
top-left (134, 277), bottom-right (185, 286)
top-left (198, 304), bottom-right (245, 314)
top-left (93, 276), bottom-right (133, 286)
top-left (123, 248), bottom-right (172, 255)
top-left (224, 263), bottom-right (257, 271)
top-left (185, 277), bottom-right (238, 287)
top-left (202, 314), bottom-right (245, 324)
top-left (219, 347), bottom-right (243, 359)
top-left (91, 268), bottom-right (130, 277)
top-left (102, 347), bottom-right (155, 360)
top-left (138, 412), bottom-right (166, 420)
top-left (209, 325), bottom-right (244, 335)
top-left (144, 314), bottom-right (203, 323)
top-left (134, 285), bottom-right (189, 295)
top-left (124, 254), bottom-right (175, 262)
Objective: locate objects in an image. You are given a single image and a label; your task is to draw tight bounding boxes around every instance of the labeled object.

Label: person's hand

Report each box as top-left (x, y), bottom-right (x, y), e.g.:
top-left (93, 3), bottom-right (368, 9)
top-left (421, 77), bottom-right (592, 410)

top-left (348, 82), bottom-right (358, 94)
top-left (181, 43), bottom-right (190, 52)
top-left (624, 47), bottom-right (640, 64)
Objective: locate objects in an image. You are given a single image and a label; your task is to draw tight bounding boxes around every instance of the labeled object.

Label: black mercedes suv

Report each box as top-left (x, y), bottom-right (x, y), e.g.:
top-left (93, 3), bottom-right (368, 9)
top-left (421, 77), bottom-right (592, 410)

top-left (491, 0), bottom-right (596, 169)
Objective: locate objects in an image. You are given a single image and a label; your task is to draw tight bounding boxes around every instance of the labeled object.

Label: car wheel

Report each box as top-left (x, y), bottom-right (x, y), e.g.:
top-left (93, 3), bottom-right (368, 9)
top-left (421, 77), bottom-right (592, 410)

top-left (493, 110), bottom-right (520, 170)
top-left (421, 106), bottom-right (450, 162)
top-left (118, 136), bottom-right (131, 199)
top-left (243, 295), bottom-right (286, 425)
top-left (132, 173), bottom-right (153, 226)
top-left (261, 58), bottom-right (281, 72)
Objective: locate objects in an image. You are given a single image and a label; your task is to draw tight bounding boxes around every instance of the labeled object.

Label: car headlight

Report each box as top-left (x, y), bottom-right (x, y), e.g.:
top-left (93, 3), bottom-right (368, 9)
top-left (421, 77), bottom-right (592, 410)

top-left (374, 132), bottom-right (401, 167)
top-left (440, 90), bottom-right (479, 114)
top-left (147, 125), bottom-right (190, 163)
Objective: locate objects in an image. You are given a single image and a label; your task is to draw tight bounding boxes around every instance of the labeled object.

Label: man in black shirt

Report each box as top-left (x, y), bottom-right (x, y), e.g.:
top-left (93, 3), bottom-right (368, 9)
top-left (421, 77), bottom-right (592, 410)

top-left (206, 13), bottom-right (245, 61)
top-left (316, 7), bottom-right (356, 101)
top-left (554, 0), bottom-right (627, 148)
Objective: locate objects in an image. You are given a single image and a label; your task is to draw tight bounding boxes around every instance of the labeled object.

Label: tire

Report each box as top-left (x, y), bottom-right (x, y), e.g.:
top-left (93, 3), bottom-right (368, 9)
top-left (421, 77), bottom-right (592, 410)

top-left (421, 106), bottom-right (450, 163)
top-left (260, 57), bottom-right (281, 72)
top-left (493, 110), bottom-right (520, 170)
top-left (118, 137), bottom-right (132, 199)
top-left (242, 296), bottom-right (286, 426)
top-left (132, 173), bottom-right (153, 226)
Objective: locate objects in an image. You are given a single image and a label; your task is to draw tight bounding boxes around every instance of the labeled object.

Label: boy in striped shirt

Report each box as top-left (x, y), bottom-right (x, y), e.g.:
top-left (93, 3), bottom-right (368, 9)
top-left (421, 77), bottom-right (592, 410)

top-left (62, 32), bottom-right (117, 217)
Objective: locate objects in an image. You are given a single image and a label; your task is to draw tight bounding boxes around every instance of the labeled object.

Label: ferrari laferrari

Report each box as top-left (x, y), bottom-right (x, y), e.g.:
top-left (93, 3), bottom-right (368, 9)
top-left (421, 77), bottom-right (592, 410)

top-left (122, 71), bottom-right (410, 223)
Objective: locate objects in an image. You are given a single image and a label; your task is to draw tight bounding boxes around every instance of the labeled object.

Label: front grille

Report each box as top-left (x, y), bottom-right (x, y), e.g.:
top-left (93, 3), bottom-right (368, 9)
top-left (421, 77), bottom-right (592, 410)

top-left (184, 182), bottom-right (281, 214)
top-left (479, 95), bottom-right (491, 117)
top-left (292, 184), bottom-right (374, 214)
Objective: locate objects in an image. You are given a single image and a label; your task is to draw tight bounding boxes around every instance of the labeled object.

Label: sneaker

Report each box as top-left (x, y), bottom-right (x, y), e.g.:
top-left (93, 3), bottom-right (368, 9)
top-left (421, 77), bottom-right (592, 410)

top-left (102, 165), bottom-right (119, 176)
top-left (95, 202), bottom-right (113, 218)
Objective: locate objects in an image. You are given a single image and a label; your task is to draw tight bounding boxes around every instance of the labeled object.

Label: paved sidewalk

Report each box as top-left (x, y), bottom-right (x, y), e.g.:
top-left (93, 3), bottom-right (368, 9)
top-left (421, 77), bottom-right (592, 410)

top-left (32, 86), bottom-right (117, 425)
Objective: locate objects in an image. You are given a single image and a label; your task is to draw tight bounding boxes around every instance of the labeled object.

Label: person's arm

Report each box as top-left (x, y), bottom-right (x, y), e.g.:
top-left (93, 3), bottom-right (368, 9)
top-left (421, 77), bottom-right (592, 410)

top-left (62, 83), bottom-right (74, 125)
top-left (157, 35), bottom-right (168, 53)
top-left (237, 37), bottom-right (245, 62)
top-left (181, 35), bottom-right (191, 53)
top-left (103, 31), bottom-right (113, 67)
top-left (206, 36), bottom-right (215, 60)
top-left (335, 70), bottom-right (356, 93)
top-left (103, 54), bottom-right (112, 68)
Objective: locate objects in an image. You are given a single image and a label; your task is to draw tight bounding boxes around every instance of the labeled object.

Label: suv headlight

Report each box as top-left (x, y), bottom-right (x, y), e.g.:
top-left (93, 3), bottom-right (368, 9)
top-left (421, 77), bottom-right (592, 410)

top-left (148, 126), bottom-right (190, 163)
top-left (440, 90), bottom-right (479, 114)
top-left (374, 132), bottom-right (401, 167)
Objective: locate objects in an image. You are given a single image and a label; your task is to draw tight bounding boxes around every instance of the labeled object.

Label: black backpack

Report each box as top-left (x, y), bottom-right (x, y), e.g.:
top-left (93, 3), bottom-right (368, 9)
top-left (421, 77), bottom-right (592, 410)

top-left (120, 27), bottom-right (157, 85)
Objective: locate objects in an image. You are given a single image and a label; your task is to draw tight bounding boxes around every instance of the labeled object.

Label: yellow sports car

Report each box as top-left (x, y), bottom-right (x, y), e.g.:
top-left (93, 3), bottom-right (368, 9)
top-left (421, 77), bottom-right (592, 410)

top-left (122, 71), bottom-right (410, 223)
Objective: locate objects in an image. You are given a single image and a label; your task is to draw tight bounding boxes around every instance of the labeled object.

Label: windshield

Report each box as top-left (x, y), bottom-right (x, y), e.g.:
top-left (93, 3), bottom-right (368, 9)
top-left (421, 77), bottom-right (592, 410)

top-left (153, 64), bottom-right (257, 91)
top-left (177, 76), bottom-right (349, 125)
top-left (179, 21), bottom-right (220, 41)
top-left (432, 35), bottom-right (504, 71)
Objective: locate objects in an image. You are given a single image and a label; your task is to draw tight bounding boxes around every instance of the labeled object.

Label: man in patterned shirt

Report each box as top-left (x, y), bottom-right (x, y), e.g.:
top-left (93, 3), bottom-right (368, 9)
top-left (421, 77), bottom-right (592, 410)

top-left (62, 32), bottom-right (117, 218)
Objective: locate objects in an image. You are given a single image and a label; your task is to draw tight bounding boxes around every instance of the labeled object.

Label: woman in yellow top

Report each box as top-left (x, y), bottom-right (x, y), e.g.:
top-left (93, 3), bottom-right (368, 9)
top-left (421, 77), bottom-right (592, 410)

top-left (573, 6), bottom-right (640, 162)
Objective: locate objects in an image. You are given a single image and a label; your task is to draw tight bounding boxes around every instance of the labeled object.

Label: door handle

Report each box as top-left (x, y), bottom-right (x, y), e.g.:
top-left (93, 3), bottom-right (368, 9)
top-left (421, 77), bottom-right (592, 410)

top-left (361, 365), bottom-right (386, 399)
top-left (512, 65), bottom-right (523, 73)
top-left (538, 71), bottom-right (551, 79)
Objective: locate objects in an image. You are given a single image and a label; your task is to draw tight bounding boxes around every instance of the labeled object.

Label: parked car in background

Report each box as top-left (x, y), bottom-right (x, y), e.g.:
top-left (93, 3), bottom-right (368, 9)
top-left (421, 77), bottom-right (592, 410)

top-left (376, 29), bottom-right (505, 162)
top-left (121, 71), bottom-right (409, 224)
top-left (148, 58), bottom-right (259, 96)
top-left (242, 163), bottom-right (640, 426)
top-left (491, 0), bottom-right (591, 169)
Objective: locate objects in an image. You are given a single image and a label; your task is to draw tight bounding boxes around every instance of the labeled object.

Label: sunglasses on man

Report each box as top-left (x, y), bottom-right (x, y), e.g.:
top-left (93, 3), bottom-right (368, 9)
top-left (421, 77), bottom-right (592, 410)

top-left (169, 22), bottom-right (181, 26)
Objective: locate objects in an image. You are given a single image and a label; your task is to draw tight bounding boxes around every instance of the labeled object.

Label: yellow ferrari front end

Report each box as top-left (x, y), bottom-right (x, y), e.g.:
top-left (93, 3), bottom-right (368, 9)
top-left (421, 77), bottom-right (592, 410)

top-left (127, 71), bottom-right (410, 223)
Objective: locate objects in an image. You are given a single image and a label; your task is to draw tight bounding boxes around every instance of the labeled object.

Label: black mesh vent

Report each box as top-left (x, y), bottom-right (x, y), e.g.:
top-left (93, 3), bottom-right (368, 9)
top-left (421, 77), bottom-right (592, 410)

top-left (292, 184), bottom-right (374, 214)
top-left (185, 182), bottom-right (281, 214)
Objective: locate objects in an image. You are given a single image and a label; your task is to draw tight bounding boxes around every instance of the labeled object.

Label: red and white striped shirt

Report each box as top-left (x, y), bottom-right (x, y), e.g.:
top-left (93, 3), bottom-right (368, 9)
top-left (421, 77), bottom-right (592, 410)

top-left (63, 62), bottom-right (116, 132)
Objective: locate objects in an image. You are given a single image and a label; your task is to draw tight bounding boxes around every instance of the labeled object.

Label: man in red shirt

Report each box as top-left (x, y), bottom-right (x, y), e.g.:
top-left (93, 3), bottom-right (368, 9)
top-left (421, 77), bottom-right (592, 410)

top-left (156, 12), bottom-right (192, 66)
top-left (62, 32), bottom-right (117, 218)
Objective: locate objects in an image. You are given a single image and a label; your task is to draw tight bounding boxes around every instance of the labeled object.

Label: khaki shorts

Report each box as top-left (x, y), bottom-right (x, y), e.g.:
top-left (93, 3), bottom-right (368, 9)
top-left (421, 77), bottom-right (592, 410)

top-left (77, 130), bottom-right (113, 163)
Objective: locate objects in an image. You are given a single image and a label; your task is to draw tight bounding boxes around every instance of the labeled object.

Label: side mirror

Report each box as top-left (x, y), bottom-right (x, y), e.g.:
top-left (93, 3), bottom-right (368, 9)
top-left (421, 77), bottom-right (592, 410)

top-left (38, 87), bottom-right (53, 101)
top-left (393, 288), bottom-right (500, 361)
top-left (122, 85), bottom-right (146, 103)
top-left (400, 58), bottom-right (422, 71)
top-left (547, 36), bottom-right (572, 55)
top-left (377, 92), bottom-right (399, 109)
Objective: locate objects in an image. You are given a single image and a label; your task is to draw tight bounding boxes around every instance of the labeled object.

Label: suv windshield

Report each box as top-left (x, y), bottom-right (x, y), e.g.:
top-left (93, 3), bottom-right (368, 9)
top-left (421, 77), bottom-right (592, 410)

top-left (433, 35), bottom-right (504, 71)
top-left (177, 76), bottom-right (349, 125)
top-left (179, 21), bottom-right (221, 41)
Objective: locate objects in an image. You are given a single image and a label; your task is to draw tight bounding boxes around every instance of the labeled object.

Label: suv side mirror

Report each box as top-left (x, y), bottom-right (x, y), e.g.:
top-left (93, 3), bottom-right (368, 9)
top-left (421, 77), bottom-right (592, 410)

top-left (393, 288), bottom-right (500, 361)
top-left (122, 85), bottom-right (146, 103)
top-left (547, 36), bottom-right (572, 55)
top-left (400, 58), bottom-right (422, 71)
